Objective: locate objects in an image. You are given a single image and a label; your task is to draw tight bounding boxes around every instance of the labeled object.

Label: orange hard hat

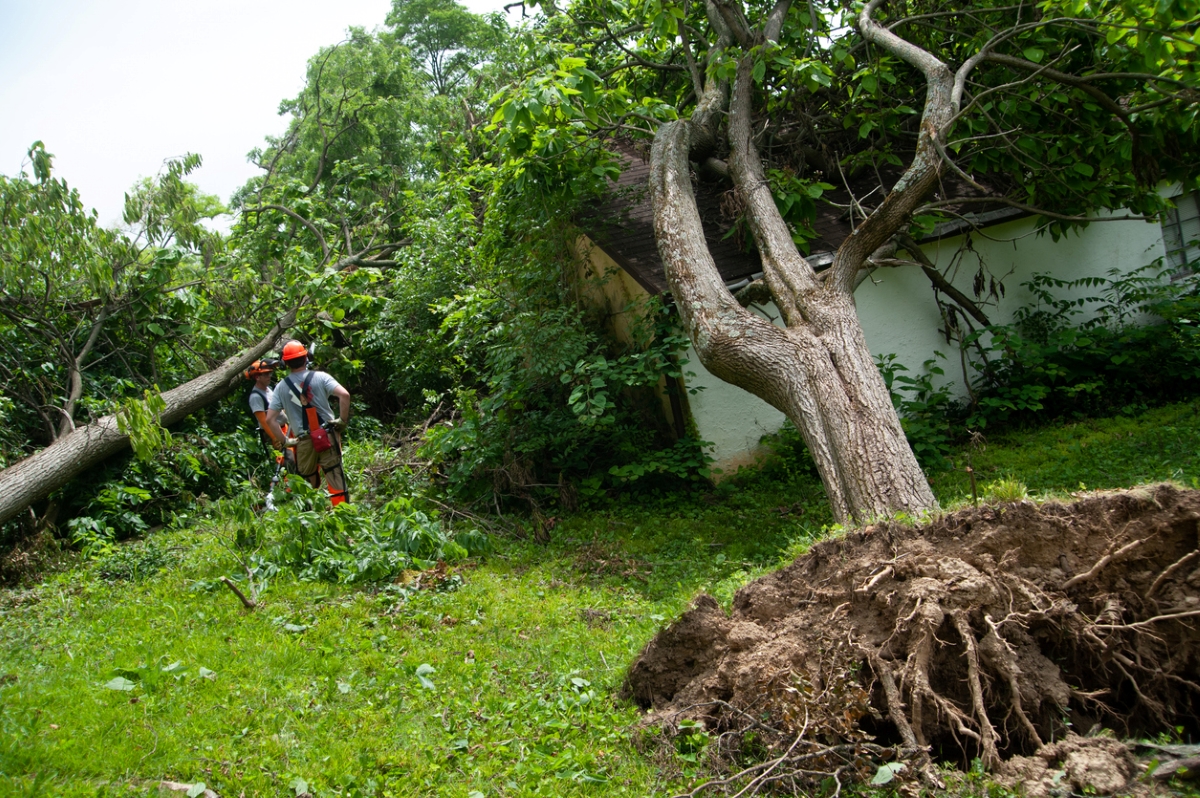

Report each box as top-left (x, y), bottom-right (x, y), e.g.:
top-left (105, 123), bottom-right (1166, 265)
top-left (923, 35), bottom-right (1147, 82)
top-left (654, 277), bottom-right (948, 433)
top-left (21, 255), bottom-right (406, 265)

top-left (243, 359), bottom-right (278, 380)
top-left (281, 340), bottom-right (308, 361)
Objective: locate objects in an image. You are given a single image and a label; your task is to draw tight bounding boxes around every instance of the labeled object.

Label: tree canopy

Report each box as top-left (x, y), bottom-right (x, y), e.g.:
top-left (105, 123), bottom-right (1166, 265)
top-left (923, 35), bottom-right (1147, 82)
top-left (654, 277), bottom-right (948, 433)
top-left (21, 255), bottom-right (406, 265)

top-left (3, 0), bottom-right (1199, 535)
top-left (482, 0), bottom-right (1200, 522)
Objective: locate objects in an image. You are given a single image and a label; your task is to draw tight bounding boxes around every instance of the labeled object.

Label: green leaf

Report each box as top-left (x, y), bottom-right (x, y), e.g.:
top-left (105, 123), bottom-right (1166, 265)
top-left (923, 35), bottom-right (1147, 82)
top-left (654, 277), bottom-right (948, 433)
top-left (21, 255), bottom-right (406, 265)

top-left (871, 761), bottom-right (907, 785)
top-left (1023, 47), bottom-right (1045, 63)
top-left (752, 59), bottom-right (766, 83)
top-left (416, 663), bottom-right (436, 690)
top-left (186, 783), bottom-right (207, 798)
top-left (103, 676), bottom-right (136, 691)
top-left (290, 777), bottom-right (309, 796)
top-left (1073, 162), bottom-right (1095, 177)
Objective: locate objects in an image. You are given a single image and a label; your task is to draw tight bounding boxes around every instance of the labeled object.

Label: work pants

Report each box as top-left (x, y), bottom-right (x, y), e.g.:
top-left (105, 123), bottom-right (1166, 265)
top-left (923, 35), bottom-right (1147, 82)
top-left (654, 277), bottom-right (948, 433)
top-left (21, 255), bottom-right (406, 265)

top-left (292, 433), bottom-right (347, 505)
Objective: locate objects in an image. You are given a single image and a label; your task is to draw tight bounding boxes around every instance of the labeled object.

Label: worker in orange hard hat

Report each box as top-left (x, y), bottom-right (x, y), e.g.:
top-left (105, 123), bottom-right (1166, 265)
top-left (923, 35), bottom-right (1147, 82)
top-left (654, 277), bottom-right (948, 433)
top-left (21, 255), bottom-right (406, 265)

top-left (265, 340), bottom-right (351, 507)
top-left (244, 357), bottom-right (294, 475)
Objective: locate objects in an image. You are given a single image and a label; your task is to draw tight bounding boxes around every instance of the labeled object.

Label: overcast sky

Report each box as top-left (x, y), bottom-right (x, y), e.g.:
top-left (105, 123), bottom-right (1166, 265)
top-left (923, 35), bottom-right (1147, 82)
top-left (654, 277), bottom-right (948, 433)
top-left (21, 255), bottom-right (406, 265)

top-left (0, 0), bottom-right (510, 227)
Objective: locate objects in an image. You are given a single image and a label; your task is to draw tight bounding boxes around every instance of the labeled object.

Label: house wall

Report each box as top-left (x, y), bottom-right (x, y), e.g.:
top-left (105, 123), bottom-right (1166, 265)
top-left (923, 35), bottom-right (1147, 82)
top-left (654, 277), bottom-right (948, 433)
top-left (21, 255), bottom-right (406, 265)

top-left (573, 237), bottom-right (655, 347)
top-left (685, 213), bottom-right (1169, 474)
top-left (854, 212), bottom-right (1168, 391)
top-left (574, 237), bottom-right (682, 432)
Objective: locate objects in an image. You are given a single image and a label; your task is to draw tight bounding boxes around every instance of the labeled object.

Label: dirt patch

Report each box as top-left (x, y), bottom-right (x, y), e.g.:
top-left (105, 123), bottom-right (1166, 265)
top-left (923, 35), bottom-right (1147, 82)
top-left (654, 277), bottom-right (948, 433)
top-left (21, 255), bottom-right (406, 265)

top-left (624, 484), bottom-right (1200, 791)
top-left (0, 529), bottom-right (65, 586)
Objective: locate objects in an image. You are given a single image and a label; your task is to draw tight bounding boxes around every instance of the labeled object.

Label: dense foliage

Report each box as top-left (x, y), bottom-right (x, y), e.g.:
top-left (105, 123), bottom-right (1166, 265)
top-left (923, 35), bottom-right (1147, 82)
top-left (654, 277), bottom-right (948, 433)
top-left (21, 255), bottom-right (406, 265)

top-left (882, 262), bottom-right (1200, 467)
top-left (4, 0), bottom-right (1200, 554)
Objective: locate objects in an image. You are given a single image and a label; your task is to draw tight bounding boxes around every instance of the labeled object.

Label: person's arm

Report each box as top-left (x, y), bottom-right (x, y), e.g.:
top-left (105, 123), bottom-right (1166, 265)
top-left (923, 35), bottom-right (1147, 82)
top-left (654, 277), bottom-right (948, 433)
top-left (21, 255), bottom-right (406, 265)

top-left (254, 410), bottom-right (281, 444)
top-left (265, 408), bottom-right (292, 447)
top-left (333, 385), bottom-right (350, 428)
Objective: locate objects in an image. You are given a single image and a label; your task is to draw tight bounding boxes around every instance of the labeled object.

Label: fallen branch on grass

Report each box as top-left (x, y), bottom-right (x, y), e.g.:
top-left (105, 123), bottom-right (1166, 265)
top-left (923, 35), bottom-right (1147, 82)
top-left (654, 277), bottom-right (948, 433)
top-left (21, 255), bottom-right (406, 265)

top-left (220, 576), bottom-right (256, 610)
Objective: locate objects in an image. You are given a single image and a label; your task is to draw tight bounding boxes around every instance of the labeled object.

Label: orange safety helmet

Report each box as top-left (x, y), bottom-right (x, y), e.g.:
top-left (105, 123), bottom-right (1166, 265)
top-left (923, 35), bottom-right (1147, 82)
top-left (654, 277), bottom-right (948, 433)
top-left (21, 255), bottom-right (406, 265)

top-left (281, 340), bottom-right (308, 363)
top-left (243, 358), bottom-right (280, 380)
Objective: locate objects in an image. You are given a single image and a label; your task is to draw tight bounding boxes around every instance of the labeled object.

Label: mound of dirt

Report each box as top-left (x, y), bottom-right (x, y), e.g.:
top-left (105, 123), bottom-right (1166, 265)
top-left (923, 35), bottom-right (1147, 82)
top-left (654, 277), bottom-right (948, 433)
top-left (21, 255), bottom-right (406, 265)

top-left (624, 485), bottom-right (1200, 791)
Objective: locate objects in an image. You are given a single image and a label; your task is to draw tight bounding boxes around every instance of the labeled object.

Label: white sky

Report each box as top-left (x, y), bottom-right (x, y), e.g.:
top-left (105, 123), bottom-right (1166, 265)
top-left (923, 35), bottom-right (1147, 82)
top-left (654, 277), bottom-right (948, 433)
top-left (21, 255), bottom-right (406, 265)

top-left (0, 0), bottom-right (512, 227)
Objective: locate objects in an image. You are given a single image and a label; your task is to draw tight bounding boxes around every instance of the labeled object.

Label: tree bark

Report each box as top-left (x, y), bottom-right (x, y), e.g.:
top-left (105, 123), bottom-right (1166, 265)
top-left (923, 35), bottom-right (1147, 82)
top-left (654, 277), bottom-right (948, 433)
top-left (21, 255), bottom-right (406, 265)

top-left (648, 0), bottom-right (945, 524)
top-left (651, 120), bottom-right (934, 524)
top-left (0, 310), bottom-right (296, 527)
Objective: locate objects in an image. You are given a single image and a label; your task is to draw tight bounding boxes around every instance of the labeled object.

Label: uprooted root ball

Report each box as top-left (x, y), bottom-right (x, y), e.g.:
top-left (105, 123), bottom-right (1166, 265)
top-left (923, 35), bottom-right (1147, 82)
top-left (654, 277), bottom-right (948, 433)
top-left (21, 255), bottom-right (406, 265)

top-left (624, 484), bottom-right (1200, 792)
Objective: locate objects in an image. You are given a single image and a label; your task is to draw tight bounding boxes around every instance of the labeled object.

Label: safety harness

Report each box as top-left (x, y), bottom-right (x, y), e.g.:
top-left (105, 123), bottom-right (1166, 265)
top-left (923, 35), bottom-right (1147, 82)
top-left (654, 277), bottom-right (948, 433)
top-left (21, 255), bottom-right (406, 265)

top-left (283, 372), bottom-right (348, 504)
top-left (247, 387), bottom-right (276, 452)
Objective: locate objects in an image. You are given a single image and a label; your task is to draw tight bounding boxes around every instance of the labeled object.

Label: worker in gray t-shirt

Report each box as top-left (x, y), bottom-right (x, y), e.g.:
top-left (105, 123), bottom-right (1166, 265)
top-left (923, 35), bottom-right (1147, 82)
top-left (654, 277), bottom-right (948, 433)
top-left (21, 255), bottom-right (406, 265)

top-left (244, 357), bottom-right (295, 473)
top-left (265, 340), bottom-right (351, 506)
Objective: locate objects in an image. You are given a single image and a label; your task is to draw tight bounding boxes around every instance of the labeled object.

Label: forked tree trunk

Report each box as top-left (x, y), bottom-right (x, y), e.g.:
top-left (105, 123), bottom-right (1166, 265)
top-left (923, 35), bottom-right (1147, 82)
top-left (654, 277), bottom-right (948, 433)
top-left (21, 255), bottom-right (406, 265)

top-left (649, 0), bottom-right (952, 524)
top-left (651, 121), bottom-right (934, 524)
top-left (0, 310), bottom-right (296, 527)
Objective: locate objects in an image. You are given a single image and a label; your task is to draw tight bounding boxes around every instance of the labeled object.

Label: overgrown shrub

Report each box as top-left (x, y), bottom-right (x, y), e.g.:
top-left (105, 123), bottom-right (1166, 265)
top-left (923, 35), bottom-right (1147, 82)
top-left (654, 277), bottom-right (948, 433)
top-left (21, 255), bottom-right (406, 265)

top-left (222, 478), bottom-right (488, 584)
top-left (877, 354), bottom-right (962, 468)
top-left (64, 424), bottom-right (268, 557)
top-left (421, 293), bottom-right (711, 510)
top-left (966, 264), bottom-right (1200, 427)
top-left (874, 264), bottom-right (1200, 467)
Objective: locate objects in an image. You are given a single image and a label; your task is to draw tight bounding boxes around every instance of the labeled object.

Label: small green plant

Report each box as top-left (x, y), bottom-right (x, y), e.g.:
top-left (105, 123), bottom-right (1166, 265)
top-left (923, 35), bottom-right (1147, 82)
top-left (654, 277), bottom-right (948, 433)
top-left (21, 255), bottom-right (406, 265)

top-left (984, 477), bottom-right (1029, 503)
top-left (675, 718), bottom-right (711, 763)
top-left (93, 537), bottom-right (179, 581)
top-left (877, 353), bottom-right (960, 468)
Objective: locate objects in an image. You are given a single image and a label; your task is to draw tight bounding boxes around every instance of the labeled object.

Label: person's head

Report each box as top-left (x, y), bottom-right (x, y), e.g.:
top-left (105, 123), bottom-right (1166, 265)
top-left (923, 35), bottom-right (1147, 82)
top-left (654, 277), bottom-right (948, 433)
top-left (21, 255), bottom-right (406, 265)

top-left (281, 340), bottom-right (308, 372)
top-left (243, 359), bottom-right (278, 387)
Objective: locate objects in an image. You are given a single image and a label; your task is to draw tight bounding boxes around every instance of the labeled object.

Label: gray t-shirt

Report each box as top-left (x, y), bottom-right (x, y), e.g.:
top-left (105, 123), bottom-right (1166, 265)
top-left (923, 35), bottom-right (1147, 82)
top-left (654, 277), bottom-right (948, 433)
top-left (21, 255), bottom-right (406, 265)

top-left (248, 386), bottom-right (274, 415)
top-left (269, 370), bottom-right (344, 432)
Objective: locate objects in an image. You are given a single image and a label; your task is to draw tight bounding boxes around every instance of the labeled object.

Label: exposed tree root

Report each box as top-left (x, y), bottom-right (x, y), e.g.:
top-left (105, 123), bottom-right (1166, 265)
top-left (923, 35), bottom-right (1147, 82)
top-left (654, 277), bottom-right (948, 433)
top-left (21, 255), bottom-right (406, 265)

top-left (624, 484), bottom-right (1200, 795)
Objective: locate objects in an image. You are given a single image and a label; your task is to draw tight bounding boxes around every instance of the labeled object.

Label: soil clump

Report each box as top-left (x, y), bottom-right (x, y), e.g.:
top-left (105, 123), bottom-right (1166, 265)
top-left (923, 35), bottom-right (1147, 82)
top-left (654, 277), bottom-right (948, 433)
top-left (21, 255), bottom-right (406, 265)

top-left (625, 484), bottom-right (1200, 792)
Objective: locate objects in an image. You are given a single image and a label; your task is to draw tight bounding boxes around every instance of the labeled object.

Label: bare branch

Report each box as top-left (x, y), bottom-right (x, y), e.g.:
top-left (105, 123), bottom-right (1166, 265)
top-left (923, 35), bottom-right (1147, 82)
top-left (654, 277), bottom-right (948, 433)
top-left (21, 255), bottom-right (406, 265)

top-left (897, 235), bottom-right (992, 326)
top-left (830, 0), bottom-right (955, 295)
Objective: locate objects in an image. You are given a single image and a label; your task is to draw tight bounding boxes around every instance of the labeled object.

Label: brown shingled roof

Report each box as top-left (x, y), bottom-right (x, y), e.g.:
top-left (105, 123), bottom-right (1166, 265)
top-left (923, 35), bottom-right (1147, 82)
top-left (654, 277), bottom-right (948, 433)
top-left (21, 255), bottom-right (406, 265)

top-left (578, 147), bottom-right (755, 295)
top-left (579, 144), bottom-right (1013, 296)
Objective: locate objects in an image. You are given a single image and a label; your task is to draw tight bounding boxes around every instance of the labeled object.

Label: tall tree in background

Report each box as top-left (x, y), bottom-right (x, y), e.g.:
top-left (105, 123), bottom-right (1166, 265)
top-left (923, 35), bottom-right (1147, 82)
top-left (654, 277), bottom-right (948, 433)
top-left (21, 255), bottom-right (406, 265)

top-left (492, 0), bottom-right (1200, 523)
top-left (0, 145), bottom-right (293, 526)
top-left (387, 0), bottom-right (505, 95)
top-left (0, 146), bottom-right (238, 454)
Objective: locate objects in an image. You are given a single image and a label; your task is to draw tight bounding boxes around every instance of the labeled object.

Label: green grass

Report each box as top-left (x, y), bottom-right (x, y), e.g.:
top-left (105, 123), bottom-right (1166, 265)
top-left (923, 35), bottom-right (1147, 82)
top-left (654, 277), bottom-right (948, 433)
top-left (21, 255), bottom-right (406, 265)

top-left (928, 399), bottom-right (1200, 502)
top-left (3, 398), bottom-right (1200, 797)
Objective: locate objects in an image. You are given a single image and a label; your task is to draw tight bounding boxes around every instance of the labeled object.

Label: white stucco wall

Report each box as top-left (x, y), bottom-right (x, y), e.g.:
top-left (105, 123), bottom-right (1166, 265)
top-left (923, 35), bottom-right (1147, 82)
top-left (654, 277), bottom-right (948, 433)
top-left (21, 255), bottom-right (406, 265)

top-left (682, 304), bottom-right (789, 476)
top-left (686, 212), bottom-right (1170, 474)
top-left (855, 212), bottom-right (1168, 389)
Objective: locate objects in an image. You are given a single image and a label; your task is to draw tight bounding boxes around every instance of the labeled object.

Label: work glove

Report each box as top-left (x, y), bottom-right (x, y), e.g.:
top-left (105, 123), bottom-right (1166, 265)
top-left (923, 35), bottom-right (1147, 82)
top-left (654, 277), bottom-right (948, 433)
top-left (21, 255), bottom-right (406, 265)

top-left (271, 438), bottom-right (284, 451)
top-left (328, 419), bottom-right (347, 432)
top-left (284, 437), bottom-right (300, 448)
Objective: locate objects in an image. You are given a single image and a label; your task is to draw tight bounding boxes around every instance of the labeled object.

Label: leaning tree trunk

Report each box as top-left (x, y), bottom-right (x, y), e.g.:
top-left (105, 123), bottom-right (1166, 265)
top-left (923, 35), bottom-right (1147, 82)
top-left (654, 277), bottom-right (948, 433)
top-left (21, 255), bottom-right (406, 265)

top-left (651, 120), bottom-right (933, 524)
top-left (0, 310), bottom-right (296, 527)
top-left (650, 0), bottom-right (953, 524)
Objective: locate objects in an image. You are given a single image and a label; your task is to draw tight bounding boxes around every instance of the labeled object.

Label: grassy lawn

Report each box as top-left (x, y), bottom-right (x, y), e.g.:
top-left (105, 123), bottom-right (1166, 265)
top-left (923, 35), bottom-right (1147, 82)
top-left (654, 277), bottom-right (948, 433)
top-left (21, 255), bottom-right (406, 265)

top-left (2, 398), bottom-right (1199, 797)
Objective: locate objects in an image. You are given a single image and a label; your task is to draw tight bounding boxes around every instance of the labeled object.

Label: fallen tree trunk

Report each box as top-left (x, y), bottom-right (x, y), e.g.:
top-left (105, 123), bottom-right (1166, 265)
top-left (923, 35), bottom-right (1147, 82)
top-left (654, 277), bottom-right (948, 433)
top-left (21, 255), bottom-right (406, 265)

top-left (0, 310), bottom-right (296, 527)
